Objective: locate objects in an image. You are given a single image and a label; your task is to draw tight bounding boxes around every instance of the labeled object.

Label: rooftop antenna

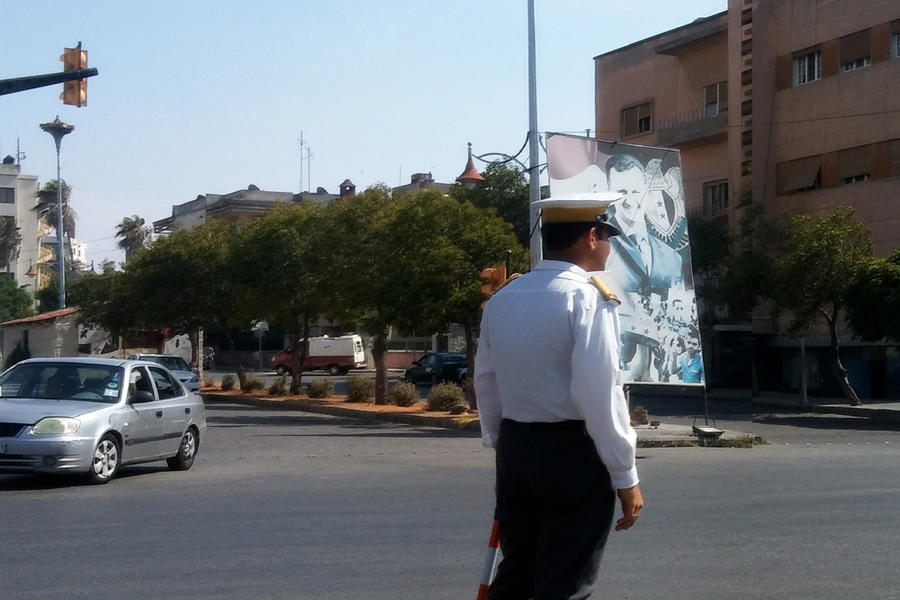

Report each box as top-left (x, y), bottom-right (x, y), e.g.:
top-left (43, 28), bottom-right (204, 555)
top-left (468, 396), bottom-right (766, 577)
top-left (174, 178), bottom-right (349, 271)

top-left (16, 137), bottom-right (26, 165)
top-left (298, 130), bottom-right (304, 193)
top-left (306, 146), bottom-right (312, 194)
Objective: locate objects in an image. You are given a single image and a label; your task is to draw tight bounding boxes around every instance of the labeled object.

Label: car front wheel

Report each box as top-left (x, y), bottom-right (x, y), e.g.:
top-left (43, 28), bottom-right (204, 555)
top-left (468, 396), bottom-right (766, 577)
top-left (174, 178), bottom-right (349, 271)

top-left (326, 364), bottom-right (341, 376)
top-left (167, 427), bottom-right (199, 471)
top-left (85, 434), bottom-right (121, 484)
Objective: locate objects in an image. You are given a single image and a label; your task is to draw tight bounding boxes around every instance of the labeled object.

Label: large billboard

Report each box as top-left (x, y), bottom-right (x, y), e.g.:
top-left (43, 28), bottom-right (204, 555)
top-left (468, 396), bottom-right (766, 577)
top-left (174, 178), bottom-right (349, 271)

top-left (546, 133), bottom-right (704, 385)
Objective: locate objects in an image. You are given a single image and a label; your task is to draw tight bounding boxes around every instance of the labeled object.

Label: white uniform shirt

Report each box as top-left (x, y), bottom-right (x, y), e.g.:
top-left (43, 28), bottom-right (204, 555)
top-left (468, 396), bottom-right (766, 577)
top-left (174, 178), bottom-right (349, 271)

top-left (474, 260), bottom-right (639, 490)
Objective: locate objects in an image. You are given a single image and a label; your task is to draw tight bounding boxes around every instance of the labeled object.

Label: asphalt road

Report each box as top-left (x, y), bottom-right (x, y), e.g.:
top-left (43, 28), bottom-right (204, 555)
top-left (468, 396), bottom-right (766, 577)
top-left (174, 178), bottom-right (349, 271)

top-left (3, 400), bottom-right (900, 599)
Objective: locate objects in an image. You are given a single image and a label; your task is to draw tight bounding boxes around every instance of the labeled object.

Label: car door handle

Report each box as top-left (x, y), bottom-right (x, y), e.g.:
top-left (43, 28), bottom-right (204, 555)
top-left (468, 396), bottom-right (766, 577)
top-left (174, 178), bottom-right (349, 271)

top-left (156, 411), bottom-right (163, 418)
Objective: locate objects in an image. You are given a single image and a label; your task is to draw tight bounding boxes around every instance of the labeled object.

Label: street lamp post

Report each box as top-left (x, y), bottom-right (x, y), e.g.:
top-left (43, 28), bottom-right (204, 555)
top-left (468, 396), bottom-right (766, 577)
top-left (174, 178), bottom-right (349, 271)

top-left (39, 116), bottom-right (74, 309)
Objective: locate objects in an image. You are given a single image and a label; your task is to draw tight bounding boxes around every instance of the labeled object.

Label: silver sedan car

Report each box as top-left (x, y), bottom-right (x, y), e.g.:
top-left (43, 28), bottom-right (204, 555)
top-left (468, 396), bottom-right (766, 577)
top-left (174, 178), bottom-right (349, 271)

top-left (0, 357), bottom-right (206, 484)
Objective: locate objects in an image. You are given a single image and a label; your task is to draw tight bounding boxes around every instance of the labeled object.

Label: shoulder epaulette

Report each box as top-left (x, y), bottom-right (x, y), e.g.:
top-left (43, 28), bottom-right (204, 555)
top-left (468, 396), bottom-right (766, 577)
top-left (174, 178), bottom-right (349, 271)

top-left (493, 273), bottom-right (521, 294)
top-left (590, 275), bottom-right (620, 305)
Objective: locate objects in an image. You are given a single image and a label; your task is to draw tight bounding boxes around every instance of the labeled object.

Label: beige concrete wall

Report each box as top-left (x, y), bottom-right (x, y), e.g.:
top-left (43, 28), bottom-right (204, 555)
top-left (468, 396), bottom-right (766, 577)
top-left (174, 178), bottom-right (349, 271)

top-left (0, 315), bottom-right (80, 363)
top-left (775, 178), bottom-right (900, 257)
top-left (760, 0), bottom-right (900, 256)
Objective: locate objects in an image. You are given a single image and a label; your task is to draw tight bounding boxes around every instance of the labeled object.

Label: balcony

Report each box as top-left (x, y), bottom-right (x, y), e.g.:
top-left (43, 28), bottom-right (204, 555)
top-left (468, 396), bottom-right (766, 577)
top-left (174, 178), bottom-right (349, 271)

top-left (656, 105), bottom-right (728, 147)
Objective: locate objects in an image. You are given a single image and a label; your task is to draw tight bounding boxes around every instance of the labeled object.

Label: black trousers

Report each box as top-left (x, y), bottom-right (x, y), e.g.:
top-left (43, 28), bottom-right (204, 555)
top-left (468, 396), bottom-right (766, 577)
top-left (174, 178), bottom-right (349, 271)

top-left (487, 419), bottom-right (616, 600)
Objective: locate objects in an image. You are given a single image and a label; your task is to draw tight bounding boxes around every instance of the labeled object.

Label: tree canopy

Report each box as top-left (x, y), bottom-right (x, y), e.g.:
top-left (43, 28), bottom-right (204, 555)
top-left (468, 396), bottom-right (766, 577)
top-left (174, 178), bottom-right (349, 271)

top-left (845, 248), bottom-right (900, 343)
top-left (0, 275), bottom-right (34, 322)
top-left (767, 206), bottom-right (873, 405)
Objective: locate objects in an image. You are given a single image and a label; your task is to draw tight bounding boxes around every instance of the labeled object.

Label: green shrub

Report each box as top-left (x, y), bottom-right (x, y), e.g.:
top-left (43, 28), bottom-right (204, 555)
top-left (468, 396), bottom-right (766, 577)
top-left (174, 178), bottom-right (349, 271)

top-left (3, 340), bottom-right (30, 370)
top-left (427, 382), bottom-right (466, 411)
top-left (203, 377), bottom-right (216, 388)
top-left (308, 378), bottom-right (334, 398)
top-left (243, 373), bottom-right (265, 392)
top-left (268, 375), bottom-right (288, 396)
top-left (220, 373), bottom-right (236, 391)
top-left (346, 375), bottom-right (375, 403)
top-left (390, 381), bottom-right (419, 407)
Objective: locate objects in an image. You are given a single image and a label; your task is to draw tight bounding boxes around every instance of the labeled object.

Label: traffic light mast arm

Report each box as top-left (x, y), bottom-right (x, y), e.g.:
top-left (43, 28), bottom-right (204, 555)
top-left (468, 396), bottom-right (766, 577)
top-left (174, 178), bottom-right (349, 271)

top-left (0, 68), bottom-right (98, 97)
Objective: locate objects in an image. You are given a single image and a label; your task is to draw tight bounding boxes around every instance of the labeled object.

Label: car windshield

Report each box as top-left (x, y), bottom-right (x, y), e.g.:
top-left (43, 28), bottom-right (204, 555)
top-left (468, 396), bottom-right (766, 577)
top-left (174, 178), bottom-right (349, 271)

top-left (0, 363), bottom-right (124, 403)
top-left (143, 356), bottom-right (191, 371)
top-left (442, 355), bottom-right (466, 364)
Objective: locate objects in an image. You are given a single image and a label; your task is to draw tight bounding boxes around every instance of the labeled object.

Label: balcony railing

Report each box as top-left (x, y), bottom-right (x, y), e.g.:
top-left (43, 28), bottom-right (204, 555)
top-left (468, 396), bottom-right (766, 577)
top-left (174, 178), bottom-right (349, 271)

top-left (657, 104), bottom-right (727, 130)
top-left (656, 104), bottom-right (728, 147)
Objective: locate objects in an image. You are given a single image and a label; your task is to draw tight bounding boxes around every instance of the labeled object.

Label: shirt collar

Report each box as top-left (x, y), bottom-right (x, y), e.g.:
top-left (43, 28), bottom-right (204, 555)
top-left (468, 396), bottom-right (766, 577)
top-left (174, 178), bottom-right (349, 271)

top-left (534, 260), bottom-right (587, 275)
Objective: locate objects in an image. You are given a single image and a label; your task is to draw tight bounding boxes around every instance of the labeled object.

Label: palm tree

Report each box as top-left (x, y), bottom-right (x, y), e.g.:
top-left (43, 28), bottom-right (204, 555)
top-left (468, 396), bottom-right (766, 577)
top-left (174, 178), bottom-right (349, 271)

top-left (34, 179), bottom-right (77, 240)
top-left (0, 216), bottom-right (22, 272)
top-left (115, 215), bottom-right (152, 260)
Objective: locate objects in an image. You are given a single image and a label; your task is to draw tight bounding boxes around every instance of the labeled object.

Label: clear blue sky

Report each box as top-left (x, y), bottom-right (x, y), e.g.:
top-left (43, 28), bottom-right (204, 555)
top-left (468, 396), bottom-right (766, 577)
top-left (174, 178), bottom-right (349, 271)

top-left (1, 0), bottom-right (726, 266)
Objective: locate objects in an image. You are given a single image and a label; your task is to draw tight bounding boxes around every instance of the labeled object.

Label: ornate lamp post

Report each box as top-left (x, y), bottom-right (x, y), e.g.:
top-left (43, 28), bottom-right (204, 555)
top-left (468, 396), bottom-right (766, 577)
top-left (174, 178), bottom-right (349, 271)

top-left (39, 116), bottom-right (74, 309)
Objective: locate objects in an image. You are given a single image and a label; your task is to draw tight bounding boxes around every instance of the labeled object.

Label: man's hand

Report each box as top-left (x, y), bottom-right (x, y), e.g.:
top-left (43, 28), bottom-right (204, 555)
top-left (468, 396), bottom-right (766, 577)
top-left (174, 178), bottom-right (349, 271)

top-left (615, 485), bottom-right (644, 531)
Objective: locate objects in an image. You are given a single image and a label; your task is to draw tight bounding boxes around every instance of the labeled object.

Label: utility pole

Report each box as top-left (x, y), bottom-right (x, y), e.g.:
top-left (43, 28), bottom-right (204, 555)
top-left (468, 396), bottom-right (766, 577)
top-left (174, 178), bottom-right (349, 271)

top-left (526, 0), bottom-right (541, 267)
top-left (39, 116), bottom-right (74, 309)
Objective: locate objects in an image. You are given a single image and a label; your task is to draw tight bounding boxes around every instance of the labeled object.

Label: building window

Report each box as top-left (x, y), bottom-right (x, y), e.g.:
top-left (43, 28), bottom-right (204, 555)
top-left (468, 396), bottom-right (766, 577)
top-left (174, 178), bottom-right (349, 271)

top-left (704, 82), bottom-right (727, 117)
top-left (840, 174), bottom-right (870, 185)
top-left (703, 181), bottom-right (728, 217)
top-left (841, 56), bottom-right (871, 72)
top-left (893, 33), bottom-right (900, 58)
top-left (792, 51), bottom-right (822, 86)
top-left (0, 188), bottom-right (14, 204)
top-left (621, 102), bottom-right (652, 137)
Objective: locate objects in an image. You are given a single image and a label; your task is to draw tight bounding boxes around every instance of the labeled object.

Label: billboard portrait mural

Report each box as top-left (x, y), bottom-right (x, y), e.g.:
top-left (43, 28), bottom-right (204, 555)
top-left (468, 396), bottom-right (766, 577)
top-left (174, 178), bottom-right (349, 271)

top-left (546, 133), bottom-right (704, 386)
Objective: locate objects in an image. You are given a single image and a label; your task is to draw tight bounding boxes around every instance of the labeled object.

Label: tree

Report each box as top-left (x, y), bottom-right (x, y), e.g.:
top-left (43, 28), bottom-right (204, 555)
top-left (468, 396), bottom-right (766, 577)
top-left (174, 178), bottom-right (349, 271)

top-left (435, 198), bottom-right (525, 407)
top-left (845, 248), bottom-right (900, 342)
top-left (76, 219), bottom-right (255, 388)
top-left (330, 187), bottom-right (463, 404)
top-left (451, 162), bottom-right (531, 248)
top-left (236, 202), bottom-right (333, 394)
top-left (34, 179), bottom-right (77, 240)
top-left (0, 216), bottom-right (22, 272)
top-left (768, 206), bottom-right (873, 406)
top-left (115, 215), bottom-right (152, 261)
top-left (0, 275), bottom-right (34, 322)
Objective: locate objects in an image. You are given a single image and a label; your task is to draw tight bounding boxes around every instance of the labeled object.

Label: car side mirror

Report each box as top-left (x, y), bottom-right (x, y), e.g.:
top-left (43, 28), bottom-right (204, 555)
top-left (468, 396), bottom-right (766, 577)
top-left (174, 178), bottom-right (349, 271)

top-left (129, 390), bottom-right (154, 404)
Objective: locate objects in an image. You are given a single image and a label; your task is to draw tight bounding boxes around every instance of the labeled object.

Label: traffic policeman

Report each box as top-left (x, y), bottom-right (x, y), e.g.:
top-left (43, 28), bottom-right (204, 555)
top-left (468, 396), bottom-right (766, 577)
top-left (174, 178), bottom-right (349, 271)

top-left (475, 193), bottom-right (643, 600)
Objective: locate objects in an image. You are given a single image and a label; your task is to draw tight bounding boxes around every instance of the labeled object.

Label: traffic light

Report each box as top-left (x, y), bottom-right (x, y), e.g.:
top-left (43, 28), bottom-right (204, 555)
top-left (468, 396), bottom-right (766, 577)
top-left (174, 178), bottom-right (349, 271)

top-left (60, 45), bottom-right (88, 107)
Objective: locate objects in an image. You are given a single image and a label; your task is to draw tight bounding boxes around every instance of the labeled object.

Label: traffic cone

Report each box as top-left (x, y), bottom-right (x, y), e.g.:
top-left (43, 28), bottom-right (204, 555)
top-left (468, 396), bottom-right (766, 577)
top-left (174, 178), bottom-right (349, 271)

top-left (476, 519), bottom-right (501, 600)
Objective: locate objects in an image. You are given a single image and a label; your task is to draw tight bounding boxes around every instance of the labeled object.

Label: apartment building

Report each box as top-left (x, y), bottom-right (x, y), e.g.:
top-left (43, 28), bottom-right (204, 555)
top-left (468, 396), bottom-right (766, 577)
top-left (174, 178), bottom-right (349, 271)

top-left (594, 0), bottom-right (900, 398)
top-left (0, 155), bottom-right (41, 290)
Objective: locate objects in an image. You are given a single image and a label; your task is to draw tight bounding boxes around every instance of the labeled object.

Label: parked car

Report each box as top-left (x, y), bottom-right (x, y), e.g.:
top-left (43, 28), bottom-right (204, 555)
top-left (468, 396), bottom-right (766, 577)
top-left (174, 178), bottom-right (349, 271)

top-left (403, 352), bottom-right (467, 385)
top-left (128, 353), bottom-right (200, 391)
top-left (0, 357), bottom-right (206, 484)
top-left (271, 334), bottom-right (367, 376)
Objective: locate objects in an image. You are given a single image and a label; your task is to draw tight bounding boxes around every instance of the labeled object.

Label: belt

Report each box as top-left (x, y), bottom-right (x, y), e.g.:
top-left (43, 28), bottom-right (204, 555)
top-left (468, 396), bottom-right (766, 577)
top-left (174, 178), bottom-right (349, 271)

top-left (501, 418), bottom-right (585, 431)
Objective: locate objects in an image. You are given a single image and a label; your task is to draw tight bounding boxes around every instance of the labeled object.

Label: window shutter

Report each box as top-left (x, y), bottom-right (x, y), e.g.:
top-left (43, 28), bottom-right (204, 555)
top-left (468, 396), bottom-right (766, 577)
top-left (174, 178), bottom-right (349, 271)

top-left (839, 29), bottom-right (871, 63)
top-left (782, 157), bottom-right (821, 193)
top-left (837, 145), bottom-right (872, 179)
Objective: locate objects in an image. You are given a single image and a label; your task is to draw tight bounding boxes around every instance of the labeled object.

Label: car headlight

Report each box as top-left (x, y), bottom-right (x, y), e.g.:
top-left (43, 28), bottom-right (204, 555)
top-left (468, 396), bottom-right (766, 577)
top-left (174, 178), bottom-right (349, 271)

top-left (32, 417), bottom-right (81, 435)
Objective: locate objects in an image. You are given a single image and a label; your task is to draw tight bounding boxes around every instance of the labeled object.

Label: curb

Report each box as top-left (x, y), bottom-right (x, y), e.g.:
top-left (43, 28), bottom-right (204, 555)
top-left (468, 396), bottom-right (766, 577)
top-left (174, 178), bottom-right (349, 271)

top-left (203, 392), bottom-right (760, 446)
top-left (202, 393), bottom-right (481, 431)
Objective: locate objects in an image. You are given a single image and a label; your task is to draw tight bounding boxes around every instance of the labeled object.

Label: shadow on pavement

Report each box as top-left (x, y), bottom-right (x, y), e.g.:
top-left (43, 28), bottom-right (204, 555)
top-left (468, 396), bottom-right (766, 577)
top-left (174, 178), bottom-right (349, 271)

top-left (753, 413), bottom-right (900, 432)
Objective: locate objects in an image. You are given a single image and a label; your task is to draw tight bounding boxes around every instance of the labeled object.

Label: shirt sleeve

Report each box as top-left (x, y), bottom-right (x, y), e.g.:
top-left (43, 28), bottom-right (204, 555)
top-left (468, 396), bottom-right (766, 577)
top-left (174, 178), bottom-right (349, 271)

top-left (569, 292), bottom-right (639, 490)
top-left (474, 307), bottom-right (502, 449)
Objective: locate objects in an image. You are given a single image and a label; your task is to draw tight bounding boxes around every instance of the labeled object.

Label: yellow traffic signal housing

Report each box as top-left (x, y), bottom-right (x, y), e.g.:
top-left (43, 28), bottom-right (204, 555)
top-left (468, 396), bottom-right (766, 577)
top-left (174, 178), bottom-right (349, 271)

top-left (480, 264), bottom-right (508, 301)
top-left (60, 45), bottom-right (88, 107)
